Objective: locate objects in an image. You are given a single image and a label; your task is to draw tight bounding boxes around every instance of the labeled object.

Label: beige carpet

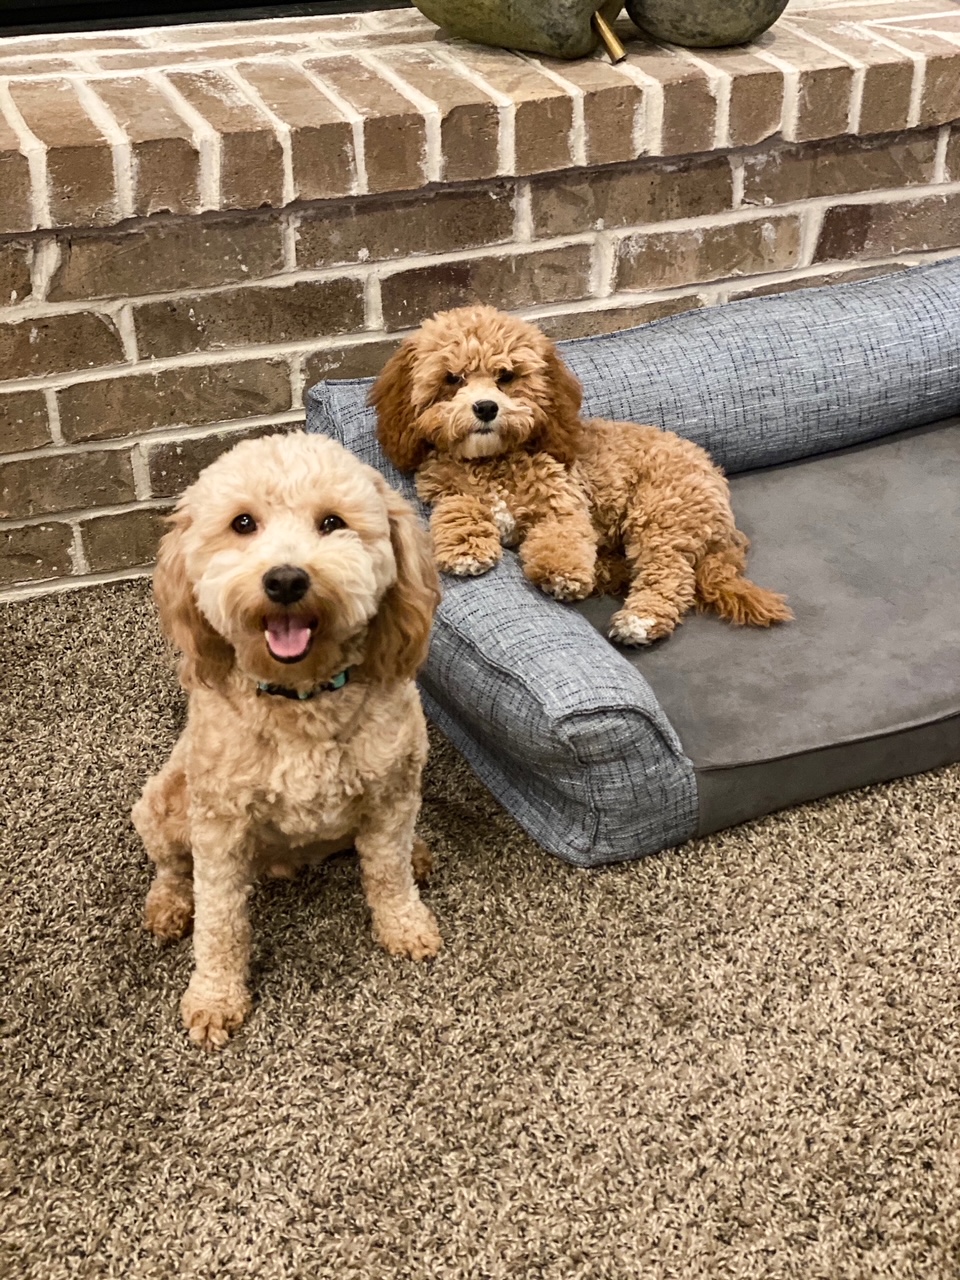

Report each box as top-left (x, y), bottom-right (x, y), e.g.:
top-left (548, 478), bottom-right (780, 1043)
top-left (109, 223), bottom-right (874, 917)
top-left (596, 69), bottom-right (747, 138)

top-left (2, 580), bottom-right (959, 1280)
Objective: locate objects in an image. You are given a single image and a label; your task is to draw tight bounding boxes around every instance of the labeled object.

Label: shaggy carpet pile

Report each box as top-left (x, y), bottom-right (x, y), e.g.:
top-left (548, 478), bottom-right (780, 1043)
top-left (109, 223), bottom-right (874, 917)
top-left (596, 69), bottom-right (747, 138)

top-left (2, 580), bottom-right (958, 1279)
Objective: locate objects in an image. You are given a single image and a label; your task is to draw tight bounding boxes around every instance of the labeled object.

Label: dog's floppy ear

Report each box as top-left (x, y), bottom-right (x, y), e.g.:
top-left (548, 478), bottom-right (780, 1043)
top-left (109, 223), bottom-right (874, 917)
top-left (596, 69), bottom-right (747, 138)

top-left (534, 342), bottom-right (583, 466)
top-left (153, 510), bottom-right (234, 692)
top-left (361, 482), bottom-right (441, 684)
top-left (369, 340), bottom-right (430, 473)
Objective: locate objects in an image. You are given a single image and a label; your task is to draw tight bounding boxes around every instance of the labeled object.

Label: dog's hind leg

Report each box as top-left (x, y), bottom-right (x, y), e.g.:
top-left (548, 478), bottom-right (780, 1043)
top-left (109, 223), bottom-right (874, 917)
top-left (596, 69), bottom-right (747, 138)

top-left (133, 738), bottom-right (194, 943)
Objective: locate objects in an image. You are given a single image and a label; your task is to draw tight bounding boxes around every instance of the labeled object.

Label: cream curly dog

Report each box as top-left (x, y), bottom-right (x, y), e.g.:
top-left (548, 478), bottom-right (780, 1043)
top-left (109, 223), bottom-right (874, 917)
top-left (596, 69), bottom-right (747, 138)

top-left (132, 431), bottom-right (442, 1050)
top-left (372, 305), bottom-right (791, 646)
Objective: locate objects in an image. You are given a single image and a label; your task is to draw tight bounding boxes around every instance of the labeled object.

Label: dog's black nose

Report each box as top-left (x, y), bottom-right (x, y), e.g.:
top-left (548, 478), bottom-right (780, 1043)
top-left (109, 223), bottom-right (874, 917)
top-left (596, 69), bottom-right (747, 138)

top-left (472, 399), bottom-right (499, 423)
top-left (262, 565), bottom-right (310, 605)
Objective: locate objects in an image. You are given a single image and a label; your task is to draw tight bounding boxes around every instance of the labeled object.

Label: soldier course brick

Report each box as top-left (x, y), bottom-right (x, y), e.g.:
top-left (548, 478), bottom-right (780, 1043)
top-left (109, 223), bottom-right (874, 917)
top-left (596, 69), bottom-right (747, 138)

top-left (90, 77), bottom-right (201, 219)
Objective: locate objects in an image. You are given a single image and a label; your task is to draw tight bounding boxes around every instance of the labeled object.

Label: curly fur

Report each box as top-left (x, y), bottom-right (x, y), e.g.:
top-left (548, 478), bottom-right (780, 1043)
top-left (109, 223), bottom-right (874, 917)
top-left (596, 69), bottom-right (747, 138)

top-left (372, 305), bottom-right (792, 645)
top-left (132, 431), bottom-right (442, 1050)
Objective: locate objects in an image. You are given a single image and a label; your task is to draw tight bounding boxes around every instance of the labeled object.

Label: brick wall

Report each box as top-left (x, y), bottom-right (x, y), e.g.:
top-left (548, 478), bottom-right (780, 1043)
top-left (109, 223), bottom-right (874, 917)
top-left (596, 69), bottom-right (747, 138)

top-left (2, 0), bottom-right (960, 598)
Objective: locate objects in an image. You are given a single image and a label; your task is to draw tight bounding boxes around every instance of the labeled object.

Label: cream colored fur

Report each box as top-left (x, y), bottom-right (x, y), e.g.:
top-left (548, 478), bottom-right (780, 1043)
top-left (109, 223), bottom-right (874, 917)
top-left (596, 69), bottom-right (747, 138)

top-left (132, 432), bottom-right (441, 1050)
top-left (371, 305), bottom-right (792, 646)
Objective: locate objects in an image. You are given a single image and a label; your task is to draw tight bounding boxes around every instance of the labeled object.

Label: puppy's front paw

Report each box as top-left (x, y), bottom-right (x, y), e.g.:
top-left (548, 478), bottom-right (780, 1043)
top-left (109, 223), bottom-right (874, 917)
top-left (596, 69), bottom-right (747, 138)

top-left (373, 901), bottom-right (442, 961)
top-left (436, 549), bottom-right (500, 578)
top-left (608, 612), bottom-right (667, 647)
top-left (181, 978), bottom-right (252, 1051)
top-left (535, 571), bottom-right (594, 602)
top-left (144, 877), bottom-right (194, 943)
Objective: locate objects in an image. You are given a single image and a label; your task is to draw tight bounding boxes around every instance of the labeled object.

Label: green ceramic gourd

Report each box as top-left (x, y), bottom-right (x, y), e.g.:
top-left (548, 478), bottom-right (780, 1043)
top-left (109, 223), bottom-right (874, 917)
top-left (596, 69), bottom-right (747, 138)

top-left (411, 0), bottom-right (625, 60)
top-left (625, 0), bottom-right (789, 47)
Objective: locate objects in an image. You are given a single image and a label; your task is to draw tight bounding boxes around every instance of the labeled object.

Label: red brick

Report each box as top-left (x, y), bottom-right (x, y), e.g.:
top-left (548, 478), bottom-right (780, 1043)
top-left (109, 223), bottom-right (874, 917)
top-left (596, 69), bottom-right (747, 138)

top-left (742, 134), bottom-right (938, 207)
top-left (531, 156), bottom-right (732, 238)
top-left (295, 184), bottom-right (515, 269)
top-left (303, 338), bottom-right (401, 387)
top-left (147, 423), bottom-right (297, 497)
top-left (726, 262), bottom-right (908, 301)
top-left (90, 76), bottom-right (201, 218)
top-left (48, 217), bottom-right (285, 302)
top-left (303, 55), bottom-right (427, 194)
top-left (789, 16), bottom-right (914, 135)
top-left (616, 216), bottom-right (802, 291)
top-left (0, 448), bottom-right (135, 520)
top-left (58, 358), bottom-right (293, 443)
top-left (0, 312), bottom-right (124, 380)
top-left (164, 69), bottom-right (284, 210)
top-left (0, 113), bottom-right (32, 235)
top-left (529, 295), bottom-right (703, 341)
top-left (528, 56), bottom-right (645, 168)
top-left (438, 46), bottom-right (575, 176)
top-left (869, 28), bottom-right (960, 127)
top-left (374, 47), bottom-right (500, 183)
top-left (754, 26), bottom-right (856, 141)
top-left (81, 505), bottom-right (170, 571)
top-left (815, 194), bottom-right (960, 263)
top-left (0, 242), bottom-right (32, 305)
top-left (0, 521), bottom-right (75, 586)
top-left (691, 48), bottom-right (784, 147)
top-left (623, 43), bottom-right (717, 156)
top-left (0, 391), bottom-right (49, 452)
top-left (380, 245), bottom-right (593, 332)
top-left (7, 79), bottom-right (118, 227)
top-left (134, 278), bottom-right (365, 358)
top-left (236, 61), bottom-right (356, 201)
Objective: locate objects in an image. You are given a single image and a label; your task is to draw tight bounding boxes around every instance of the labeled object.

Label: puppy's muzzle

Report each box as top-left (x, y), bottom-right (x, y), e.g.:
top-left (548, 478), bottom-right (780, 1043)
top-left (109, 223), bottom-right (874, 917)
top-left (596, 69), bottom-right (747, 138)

top-left (472, 399), bottom-right (499, 427)
top-left (262, 564), bottom-right (310, 605)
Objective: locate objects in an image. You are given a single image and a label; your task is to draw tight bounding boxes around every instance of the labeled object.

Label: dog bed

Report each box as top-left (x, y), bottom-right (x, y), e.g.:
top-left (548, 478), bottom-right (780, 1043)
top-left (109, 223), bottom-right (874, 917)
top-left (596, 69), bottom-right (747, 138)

top-left (306, 258), bottom-right (960, 866)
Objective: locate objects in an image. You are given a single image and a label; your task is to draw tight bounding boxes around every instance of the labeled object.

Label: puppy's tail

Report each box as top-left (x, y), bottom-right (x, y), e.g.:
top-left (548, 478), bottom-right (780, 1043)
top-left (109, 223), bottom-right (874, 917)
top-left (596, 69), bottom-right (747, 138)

top-left (695, 540), bottom-right (793, 628)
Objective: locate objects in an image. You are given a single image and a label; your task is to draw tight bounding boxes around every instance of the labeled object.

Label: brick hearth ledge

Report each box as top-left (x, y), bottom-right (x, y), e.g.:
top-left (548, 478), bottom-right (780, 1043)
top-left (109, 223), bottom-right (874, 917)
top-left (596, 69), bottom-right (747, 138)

top-left (1, 0), bottom-right (959, 596)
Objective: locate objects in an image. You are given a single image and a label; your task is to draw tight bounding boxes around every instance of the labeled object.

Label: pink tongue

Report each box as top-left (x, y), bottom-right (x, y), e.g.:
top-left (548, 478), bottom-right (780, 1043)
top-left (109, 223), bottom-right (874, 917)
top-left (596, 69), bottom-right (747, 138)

top-left (265, 616), bottom-right (312, 660)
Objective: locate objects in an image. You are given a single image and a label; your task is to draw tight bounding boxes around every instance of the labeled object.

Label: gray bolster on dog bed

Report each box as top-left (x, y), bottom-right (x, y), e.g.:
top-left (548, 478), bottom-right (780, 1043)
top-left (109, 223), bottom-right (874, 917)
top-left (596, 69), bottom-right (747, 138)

top-left (306, 259), bottom-right (960, 866)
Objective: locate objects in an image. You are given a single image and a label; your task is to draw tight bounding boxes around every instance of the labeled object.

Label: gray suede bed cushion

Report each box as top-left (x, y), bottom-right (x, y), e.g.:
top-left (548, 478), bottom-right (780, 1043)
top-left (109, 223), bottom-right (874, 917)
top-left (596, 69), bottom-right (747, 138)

top-left (306, 259), bottom-right (960, 866)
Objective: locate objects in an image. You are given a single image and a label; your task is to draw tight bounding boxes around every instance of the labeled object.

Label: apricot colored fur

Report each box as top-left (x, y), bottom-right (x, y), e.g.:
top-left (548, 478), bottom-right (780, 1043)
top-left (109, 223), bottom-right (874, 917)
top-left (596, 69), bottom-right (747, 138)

top-left (132, 432), bottom-right (442, 1050)
top-left (372, 306), bottom-right (791, 646)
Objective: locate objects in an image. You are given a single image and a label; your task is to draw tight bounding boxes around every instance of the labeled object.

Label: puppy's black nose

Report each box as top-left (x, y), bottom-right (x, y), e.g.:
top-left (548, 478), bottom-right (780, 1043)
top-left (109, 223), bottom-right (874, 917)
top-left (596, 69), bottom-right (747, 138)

top-left (262, 565), bottom-right (310, 605)
top-left (472, 400), bottom-right (499, 423)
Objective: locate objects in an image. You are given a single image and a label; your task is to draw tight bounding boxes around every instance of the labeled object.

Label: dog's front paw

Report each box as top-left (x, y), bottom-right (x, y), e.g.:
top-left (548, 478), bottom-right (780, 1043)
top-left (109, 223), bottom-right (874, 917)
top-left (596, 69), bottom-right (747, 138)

top-left (535, 571), bottom-right (594, 603)
top-left (181, 978), bottom-right (252, 1051)
top-left (436, 549), bottom-right (500, 578)
top-left (144, 877), bottom-right (194, 943)
top-left (373, 901), bottom-right (442, 961)
top-left (608, 612), bottom-right (667, 647)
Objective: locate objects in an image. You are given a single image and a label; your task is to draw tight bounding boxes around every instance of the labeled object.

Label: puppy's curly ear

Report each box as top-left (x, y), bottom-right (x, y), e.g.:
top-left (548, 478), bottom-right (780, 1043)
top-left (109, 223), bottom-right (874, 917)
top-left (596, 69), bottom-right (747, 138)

top-left (369, 340), bottom-right (430, 473)
top-left (362, 482), bottom-right (440, 685)
top-left (153, 511), bottom-right (234, 692)
top-left (534, 341), bottom-right (583, 466)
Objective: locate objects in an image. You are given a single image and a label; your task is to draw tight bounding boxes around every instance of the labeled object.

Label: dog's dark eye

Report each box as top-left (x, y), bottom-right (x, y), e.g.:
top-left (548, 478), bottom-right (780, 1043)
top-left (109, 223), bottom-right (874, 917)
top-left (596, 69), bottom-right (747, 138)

top-left (445, 372), bottom-right (464, 386)
top-left (496, 368), bottom-right (515, 385)
top-left (319, 514), bottom-right (346, 535)
top-left (231, 513), bottom-right (257, 535)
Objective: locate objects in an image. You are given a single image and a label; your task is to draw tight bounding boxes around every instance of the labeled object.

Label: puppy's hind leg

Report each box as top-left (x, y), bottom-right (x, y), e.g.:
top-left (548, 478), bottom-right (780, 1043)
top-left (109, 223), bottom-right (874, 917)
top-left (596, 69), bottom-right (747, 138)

top-left (132, 742), bottom-right (194, 943)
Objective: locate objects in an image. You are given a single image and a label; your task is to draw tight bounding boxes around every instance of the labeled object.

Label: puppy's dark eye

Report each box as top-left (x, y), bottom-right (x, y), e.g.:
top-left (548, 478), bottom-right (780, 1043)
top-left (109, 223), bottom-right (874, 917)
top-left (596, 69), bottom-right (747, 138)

top-left (496, 368), bottom-right (515, 385)
top-left (319, 514), bottom-right (346, 535)
top-left (231, 513), bottom-right (257, 535)
top-left (445, 372), bottom-right (464, 386)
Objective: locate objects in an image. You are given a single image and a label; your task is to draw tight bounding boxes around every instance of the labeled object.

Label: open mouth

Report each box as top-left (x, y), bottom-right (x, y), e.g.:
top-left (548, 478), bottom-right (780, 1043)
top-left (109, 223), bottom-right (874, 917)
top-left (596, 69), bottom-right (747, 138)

top-left (263, 614), bottom-right (317, 664)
